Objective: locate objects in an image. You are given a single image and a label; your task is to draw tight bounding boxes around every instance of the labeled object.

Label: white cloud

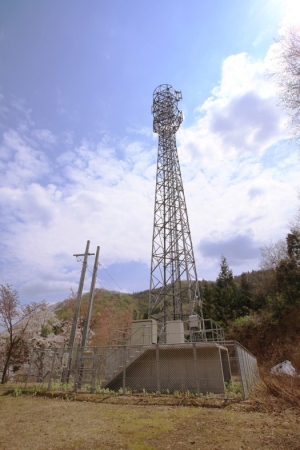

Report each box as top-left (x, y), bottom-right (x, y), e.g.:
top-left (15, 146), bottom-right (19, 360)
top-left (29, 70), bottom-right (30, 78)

top-left (279, 0), bottom-right (300, 35)
top-left (176, 46), bottom-right (298, 280)
top-left (32, 129), bottom-right (57, 146)
top-left (0, 129), bottom-right (50, 188)
top-left (1, 3), bottom-right (300, 301)
top-left (0, 124), bottom-right (157, 302)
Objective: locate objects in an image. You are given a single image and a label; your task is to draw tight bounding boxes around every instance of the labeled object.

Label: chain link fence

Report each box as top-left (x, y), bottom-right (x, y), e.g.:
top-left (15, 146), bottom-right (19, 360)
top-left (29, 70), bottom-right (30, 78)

top-left (21, 340), bottom-right (259, 399)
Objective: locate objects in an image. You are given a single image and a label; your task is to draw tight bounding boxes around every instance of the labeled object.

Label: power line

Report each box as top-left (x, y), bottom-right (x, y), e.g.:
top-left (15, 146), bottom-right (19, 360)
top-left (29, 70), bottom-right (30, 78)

top-left (98, 263), bottom-right (123, 292)
top-left (85, 265), bottom-right (106, 290)
top-left (75, 257), bottom-right (124, 293)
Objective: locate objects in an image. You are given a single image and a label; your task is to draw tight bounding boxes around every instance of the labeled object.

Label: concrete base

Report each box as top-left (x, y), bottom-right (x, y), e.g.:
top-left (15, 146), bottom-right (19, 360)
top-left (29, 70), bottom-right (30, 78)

top-left (104, 343), bottom-right (231, 395)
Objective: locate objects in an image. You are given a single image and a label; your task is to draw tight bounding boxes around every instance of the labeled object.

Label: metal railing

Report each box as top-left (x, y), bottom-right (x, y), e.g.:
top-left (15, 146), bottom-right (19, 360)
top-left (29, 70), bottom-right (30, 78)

top-left (108, 318), bottom-right (225, 346)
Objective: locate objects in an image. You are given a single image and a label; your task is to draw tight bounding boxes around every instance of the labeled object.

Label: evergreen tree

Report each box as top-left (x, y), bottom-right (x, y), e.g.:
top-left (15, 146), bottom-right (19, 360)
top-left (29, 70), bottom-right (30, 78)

top-left (287, 230), bottom-right (300, 264)
top-left (276, 230), bottom-right (300, 307)
top-left (236, 272), bottom-right (252, 316)
top-left (214, 256), bottom-right (237, 326)
top-left (201, 280), bottom-right (217, 320)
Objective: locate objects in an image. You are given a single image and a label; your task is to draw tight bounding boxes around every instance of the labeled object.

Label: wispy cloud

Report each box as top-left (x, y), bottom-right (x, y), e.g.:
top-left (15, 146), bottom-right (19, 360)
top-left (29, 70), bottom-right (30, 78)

top-left (31, 129), bottom-right (57, 146)
top-left (11, 97), bottom-right (35, 128)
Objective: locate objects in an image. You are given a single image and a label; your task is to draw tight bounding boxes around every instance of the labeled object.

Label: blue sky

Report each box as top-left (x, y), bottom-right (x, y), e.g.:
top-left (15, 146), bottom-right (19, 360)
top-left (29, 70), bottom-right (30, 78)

top-left (0, 0), bottom-right (299, 304)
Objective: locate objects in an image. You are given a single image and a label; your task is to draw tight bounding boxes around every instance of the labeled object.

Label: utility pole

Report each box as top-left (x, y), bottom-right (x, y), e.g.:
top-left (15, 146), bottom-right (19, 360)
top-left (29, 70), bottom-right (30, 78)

top-left (81, 246), bottom-right (100, 349)
top-left (68, 240), bottom-right (95, 350)
top-left (62, 240), bottom-right (94, 383)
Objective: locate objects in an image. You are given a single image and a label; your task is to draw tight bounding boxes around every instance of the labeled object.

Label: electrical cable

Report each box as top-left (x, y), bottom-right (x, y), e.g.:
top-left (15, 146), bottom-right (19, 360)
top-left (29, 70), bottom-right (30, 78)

top-left (86, 265), bottom-right (107, 290)
top-left (75, 256), bottom-right (124, 292)
top-left (98, 263), bottom-right (123, 292)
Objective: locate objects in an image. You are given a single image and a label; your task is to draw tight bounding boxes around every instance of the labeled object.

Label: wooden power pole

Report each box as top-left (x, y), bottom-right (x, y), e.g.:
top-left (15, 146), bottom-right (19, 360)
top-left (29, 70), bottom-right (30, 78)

top-left (81, 246), bottom-right (100, 349)
top-left (68, 240), bottom-right (95, 350)
top-left (62, 240), bottom-right (95, 383)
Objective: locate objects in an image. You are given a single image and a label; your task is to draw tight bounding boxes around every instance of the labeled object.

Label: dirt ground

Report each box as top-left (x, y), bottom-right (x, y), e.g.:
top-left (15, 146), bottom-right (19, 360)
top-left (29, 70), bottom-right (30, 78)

top-left (0, 392), bottom-right (300, 450)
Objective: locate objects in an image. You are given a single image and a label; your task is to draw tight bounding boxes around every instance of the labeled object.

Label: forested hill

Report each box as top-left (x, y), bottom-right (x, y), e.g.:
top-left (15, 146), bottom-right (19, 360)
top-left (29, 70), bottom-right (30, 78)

top-left (55, 288), bottom-right (139, 346)
top-left (55, 265), bottom-right (288, 326)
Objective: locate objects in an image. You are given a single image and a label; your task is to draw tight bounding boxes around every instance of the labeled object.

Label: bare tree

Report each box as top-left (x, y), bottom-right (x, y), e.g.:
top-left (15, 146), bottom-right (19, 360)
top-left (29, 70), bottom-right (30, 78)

top-left (0, 284), bottom-right (46, 383)
top-left (273, 27), bottom-right (300, 139)
top-left (260, 239), bottom-right (288, 271)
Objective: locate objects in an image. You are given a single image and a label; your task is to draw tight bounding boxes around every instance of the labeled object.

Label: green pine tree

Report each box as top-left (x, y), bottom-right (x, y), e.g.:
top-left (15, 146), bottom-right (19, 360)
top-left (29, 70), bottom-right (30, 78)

top-left (214, 256), bottom-right (237, 326)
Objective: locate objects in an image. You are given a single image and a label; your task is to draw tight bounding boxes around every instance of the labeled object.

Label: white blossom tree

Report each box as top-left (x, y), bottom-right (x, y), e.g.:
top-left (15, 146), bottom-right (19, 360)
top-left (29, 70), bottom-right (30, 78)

top-left (0, 284), bottom-right (65, 383)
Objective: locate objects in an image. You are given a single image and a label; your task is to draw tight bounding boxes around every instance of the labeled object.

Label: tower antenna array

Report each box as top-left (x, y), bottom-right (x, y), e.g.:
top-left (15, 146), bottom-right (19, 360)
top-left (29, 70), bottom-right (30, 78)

top-left (149, 84), bottom-right (204, 328)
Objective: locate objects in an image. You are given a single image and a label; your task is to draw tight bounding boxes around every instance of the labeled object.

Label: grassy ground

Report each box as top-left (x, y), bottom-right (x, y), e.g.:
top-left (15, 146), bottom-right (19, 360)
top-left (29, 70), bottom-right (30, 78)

top-left (0, 384), bottom-right (300, 449)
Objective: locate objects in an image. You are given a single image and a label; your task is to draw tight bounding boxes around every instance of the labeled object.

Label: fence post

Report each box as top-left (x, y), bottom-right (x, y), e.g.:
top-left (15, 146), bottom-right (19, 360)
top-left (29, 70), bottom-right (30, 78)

top-left (25, 349), bottom-right (35, 388)
top-left (74, 347), bottom-right (82, 393)
top-left (122, 346), bottom-right (126, 395)
top-left (156, 344), bottom-right (161, 394)
top-left (91, 348), bottom-right (97, 393)
top-left (37, 350), bottom-right (45, 383)
top-left (234, 342), bottom-right (246, 400)
top-left (193, 343), bottom-right (200, 396)
top-left (47, 350), bottom-right (57, 390)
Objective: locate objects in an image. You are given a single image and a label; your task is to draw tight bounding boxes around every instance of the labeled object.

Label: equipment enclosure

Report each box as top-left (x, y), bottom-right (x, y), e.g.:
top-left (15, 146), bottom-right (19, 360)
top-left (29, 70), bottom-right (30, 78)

top-left (23, 340), bottom-right (258, 399)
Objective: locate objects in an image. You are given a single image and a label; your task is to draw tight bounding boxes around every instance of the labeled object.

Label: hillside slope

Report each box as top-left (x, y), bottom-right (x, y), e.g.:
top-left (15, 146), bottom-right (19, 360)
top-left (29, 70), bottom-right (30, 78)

top-left (227, 306), bottom-right (300, 371)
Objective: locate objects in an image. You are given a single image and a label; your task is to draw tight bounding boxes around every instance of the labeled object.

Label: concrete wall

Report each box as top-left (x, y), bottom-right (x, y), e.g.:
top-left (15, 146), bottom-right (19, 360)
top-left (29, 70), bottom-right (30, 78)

top-left (104, 343), bottom-right (231, 395)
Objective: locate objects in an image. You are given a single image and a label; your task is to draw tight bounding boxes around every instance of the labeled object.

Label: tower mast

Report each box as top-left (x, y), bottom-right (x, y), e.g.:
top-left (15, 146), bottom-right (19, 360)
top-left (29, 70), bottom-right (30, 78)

top-left (149, 84), bottom-right (204, 328)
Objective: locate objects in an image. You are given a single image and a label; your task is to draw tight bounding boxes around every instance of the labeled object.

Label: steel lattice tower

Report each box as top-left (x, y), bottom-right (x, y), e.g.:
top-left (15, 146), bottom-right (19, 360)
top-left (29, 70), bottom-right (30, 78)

top-left (149, 84), bottom-right (204, 326)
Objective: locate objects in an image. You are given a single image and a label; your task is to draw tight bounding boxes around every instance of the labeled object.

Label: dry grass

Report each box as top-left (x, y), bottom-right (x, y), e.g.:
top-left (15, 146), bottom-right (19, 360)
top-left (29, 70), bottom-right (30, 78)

top-left (248, 370), bottom-right (300, 414)
top-left (0, 383), bottom-right (300, 449)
